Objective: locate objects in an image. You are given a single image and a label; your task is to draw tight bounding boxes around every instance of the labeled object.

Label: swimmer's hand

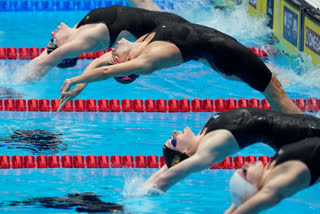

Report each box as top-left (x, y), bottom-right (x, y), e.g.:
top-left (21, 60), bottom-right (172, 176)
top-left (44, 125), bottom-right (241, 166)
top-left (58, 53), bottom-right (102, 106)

top-left (145, 187), bottom-right (163, 196)
top-left (57, 79), bottom-right (76, 112)
top-left (60, 79), bottom-right (73, 93)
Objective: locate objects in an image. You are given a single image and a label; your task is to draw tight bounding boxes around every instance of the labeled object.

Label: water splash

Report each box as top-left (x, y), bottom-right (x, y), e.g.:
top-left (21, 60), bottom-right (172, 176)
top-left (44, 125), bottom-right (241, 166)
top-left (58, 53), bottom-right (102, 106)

top-left (122, 173), bottom-right (163, 213)
top-left (0, 61), bottom-right (11, 84)
top-left (0, 60), bottom-right (44, 86)
top-left (122, 174), bottom-right (163, 197)
top-left (164, 0), bottom-right (271, 42)
top-left (266, 49), bottom-right (320, 98)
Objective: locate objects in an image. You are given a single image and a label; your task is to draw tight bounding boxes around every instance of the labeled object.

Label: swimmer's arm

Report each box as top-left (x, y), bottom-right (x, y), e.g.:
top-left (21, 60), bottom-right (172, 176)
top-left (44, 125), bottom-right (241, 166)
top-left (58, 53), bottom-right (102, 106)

top-left (150, 148), bottom-right (215, 192)
top-left (38, 39), bottom-right (95, 68)
top-left (231, 165), bottom-right (310, 214)
top-left (70, 52), bottom-right (113, 91)
top-left (67, 42), bottom-right (183, 86)
top-left (25, 39), bottom-right (98, 82)
top-left (57, 51), bottom-right (113, 111)
top-left (145, 165), bottom-right (169, 186)
top-left (229, 189), bottom-right (283, 214)
top-left (224, 204), bottom-right (237, 214)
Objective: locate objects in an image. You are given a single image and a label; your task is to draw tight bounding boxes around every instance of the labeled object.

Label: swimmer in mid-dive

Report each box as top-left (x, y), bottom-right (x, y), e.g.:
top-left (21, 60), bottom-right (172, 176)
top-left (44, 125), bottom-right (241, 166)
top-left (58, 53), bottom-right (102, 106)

top-left (58, 21), bottom-right (302, 114)
top-left (24, 0), bottom-right (189, 82)
top-left (225, 137), bottom-right (320, 214)
top-left (143, 108), bottom-right (320, 192)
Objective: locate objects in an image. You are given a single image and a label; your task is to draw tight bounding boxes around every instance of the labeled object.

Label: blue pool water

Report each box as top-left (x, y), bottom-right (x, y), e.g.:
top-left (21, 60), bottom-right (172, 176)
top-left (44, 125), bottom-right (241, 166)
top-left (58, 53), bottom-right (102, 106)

top-left (0, 0), bottom-right (319, 213)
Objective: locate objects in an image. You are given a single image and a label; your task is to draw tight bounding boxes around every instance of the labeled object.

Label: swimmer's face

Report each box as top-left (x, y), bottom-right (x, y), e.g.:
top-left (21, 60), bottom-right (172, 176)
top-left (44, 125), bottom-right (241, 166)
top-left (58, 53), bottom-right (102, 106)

top-left (236, 161), bottom-right (264, 188)
top-left (164, 127), bottom-right (195, 153)
top-left (112, 38), bottom-right (133, 63)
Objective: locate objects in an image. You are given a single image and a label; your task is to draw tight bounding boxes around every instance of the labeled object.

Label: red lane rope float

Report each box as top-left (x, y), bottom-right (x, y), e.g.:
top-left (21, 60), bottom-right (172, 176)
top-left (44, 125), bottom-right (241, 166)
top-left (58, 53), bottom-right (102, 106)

top-left (0, 46), bottom-right (269, 60)
top-left (0, 155), bottom-right (273, 169)
top-left (0, 47), bottom-right (109, 60)
top-left (0, 98), bottom-right (319, 112)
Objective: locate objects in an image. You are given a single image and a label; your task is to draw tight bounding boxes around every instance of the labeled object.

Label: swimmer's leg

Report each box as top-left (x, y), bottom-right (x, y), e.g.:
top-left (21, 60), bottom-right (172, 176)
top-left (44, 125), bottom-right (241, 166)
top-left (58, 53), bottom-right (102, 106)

top-left (263, 74), bottom-right (302, 114)
top-left (126, 0), bottom-right (162, 11)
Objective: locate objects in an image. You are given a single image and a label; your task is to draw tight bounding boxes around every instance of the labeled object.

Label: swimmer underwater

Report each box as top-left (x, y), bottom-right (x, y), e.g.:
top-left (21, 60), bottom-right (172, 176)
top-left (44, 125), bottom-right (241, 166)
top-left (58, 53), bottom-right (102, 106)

top-left (58, 11), bottom-right (301, 114)
top-left (140, 108), bottom-right (320, 212)
top-left (24, 0), bottom-right (190, 82)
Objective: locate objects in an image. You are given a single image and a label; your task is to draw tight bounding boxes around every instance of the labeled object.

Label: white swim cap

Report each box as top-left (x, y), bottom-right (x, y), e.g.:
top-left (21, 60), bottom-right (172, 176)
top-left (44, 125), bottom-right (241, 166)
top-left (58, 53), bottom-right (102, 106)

top-left (229, 171), bottom-right (258, 207)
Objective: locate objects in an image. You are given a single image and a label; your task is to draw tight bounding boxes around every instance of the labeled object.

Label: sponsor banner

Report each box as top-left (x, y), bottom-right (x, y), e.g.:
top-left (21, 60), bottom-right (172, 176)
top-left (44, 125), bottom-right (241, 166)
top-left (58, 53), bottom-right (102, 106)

top-left (283, 6), bottom-right (298, 47)
top-left (305, 27), bottom-right (320, 55)
top-left (304, 16), bottom-right (320, 65)
top-left (266, 0), bottom-right (274, 28)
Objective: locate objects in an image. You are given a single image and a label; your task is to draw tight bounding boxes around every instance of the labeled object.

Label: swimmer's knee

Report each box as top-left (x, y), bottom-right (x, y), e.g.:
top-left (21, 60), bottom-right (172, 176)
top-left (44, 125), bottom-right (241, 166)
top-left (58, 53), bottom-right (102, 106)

top-left (263, 74), bottom-right (286, 98)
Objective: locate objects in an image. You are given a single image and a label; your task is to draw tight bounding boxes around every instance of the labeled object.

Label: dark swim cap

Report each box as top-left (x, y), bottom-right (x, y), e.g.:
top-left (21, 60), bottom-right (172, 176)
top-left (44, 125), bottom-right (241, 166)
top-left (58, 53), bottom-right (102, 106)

top-left (114, 74), bottom-right (140, 84)
top-left (47, 46), bottom-right (78, 69)
top-left (162, 144), bottom-right (189, 168)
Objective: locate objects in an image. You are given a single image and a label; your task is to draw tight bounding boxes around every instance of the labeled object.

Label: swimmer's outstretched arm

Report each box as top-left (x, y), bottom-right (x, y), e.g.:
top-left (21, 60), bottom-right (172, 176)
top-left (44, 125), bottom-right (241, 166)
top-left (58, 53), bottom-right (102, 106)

top-left (146, 153), bottom-right (213, 192)
top-left (24, 39), bottom-right (98, 82)
top-left (145, 130), bottom-right (238, 192)
top-left (225, 164), bottom-right (311, 214)
top-left (57, 51), bottom-right (113, 112)
top-left (145, 165), bottom-right (169, 186)
top-left (59, 42), bottom-right (183, 97)
top-left (225, 190), bottom-right (282, 214)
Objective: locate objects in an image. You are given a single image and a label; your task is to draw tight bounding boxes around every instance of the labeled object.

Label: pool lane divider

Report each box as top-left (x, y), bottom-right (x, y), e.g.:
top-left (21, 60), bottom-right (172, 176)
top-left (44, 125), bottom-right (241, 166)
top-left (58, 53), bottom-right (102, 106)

top-left (0, 154), bottom-right (272, 169)
top-left (0, 98), bottom-right (319, 112)
top-left (0, 0), bottom-right (134, 11)
top-left (0, 46), bottom-right (270, 61)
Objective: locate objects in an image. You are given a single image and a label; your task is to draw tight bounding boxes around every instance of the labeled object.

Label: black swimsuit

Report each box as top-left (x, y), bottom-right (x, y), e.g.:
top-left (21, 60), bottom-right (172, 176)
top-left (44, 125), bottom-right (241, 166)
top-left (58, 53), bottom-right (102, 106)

top-left (273, 137), bottom-right (320, 186)
top-left (202, 108), bottom-right (320, 150)
top-left (76, 5), bottom-right (189, 48)
top-left (149, 23), bottom-right (272, 92)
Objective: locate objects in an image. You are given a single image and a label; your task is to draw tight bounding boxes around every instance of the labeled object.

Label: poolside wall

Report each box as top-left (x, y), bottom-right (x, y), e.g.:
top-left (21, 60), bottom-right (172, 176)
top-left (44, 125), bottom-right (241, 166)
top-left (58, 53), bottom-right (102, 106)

top-left (244, 0), bottom-right (320, 65)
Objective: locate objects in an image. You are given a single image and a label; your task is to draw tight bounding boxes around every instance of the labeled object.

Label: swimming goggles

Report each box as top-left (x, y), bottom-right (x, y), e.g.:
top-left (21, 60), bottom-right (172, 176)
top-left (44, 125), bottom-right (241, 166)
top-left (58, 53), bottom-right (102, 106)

top-left (49, 38), bottom-right (57, 47)
top-left (112, 55), bottom-right (121, 64)
top-left (170, 136), bottom-right (177, 147)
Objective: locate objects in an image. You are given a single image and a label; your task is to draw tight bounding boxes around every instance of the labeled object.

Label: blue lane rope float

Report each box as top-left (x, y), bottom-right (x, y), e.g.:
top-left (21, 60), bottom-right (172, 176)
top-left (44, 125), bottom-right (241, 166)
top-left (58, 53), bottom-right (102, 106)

top-left (0, 0), bottom-right (181, 11)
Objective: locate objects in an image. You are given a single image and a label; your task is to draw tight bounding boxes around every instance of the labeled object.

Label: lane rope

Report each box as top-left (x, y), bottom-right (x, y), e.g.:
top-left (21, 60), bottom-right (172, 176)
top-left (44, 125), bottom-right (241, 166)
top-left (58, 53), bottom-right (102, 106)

top-left (0, 154), bottom-right (272, 169)
top-left (0, 46), bottom-right (269, 60)
top-left (0, 98), bottom-right (318, 112)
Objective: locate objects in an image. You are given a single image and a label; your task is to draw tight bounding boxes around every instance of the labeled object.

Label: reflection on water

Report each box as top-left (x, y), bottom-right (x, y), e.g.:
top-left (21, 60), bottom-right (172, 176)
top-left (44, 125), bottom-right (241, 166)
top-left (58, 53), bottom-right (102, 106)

top-left (0, 86), bottom-right (24, 99)
top-left (0, 129), bottom-right (68, 154)
top-left (3, 192), bottom-right (124, 213)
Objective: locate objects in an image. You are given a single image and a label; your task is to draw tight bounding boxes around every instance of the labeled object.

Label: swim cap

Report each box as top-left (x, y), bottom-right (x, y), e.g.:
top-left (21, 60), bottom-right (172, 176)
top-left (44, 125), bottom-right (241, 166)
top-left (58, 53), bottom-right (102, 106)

top-left (47, 46), bottom-right (78, 68)
top-left (114, 74), bottom-right (140, 84)
top-left (162, 144), bottom-right (189, 168)
top-left (229, 171), bottom-right (258, 207)
top-left (111, 54), bottom-right (140, 84)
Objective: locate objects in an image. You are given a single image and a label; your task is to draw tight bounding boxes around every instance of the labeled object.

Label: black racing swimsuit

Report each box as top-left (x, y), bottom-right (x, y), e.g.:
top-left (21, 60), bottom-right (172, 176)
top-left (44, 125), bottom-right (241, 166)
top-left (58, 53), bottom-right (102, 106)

top-left (76, 5), bottom-right (189, 48)
top-left (202, 108), bottom-right (320, 150)
top-left (149, 23), bottom-right (272, 92)
top-left (273, 137), bottom-right (320, 185)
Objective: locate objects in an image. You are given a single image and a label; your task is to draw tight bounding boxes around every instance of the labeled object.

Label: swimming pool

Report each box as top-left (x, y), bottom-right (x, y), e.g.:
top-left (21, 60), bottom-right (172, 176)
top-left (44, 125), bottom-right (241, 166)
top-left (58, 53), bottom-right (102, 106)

top-left (0, 0), bottom-right (319, 213)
